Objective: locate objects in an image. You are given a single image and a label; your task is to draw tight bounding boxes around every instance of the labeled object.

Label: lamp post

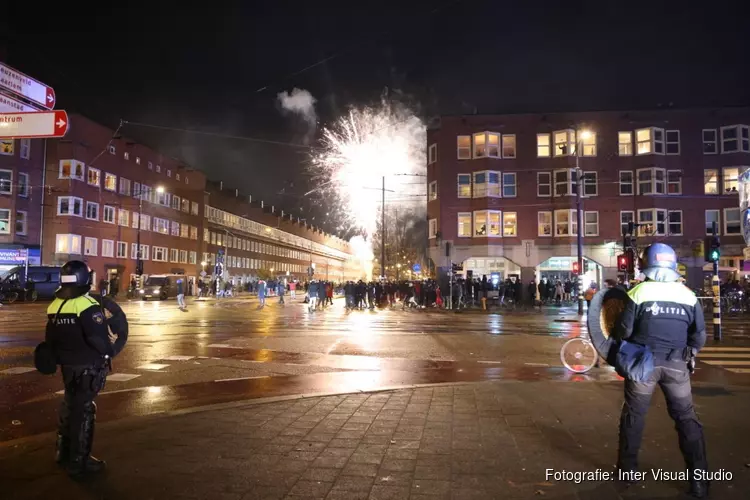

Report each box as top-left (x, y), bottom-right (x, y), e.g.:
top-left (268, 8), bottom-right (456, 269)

top-left (575, 130), bottom-right (592, 316)
top-left (136, 185), bottom-right (164, 279)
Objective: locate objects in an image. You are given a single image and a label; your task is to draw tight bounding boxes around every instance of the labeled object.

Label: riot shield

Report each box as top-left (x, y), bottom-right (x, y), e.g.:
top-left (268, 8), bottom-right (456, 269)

top-left (586, 287), bottom-right (629, 366)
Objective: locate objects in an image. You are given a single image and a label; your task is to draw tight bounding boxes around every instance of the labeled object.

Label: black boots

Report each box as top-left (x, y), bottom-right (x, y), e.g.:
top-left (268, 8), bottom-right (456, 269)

top-left (55, 434), bottom-right (69, 464)
top-left (66, 402), bottom-right (106, 478)
top-left (688, 479), bottom-right (710, 498)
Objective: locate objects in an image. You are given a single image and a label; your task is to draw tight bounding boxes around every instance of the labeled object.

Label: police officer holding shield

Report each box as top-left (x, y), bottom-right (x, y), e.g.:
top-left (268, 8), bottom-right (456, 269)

top-left (615, 243), bottom-right (708, 498)
top-left (45, 261), bottom-right (128, 477)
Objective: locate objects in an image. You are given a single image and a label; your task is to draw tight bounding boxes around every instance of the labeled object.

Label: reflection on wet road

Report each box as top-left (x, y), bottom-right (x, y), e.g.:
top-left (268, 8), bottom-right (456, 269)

top-left (2, 297), bottom-right (749, 441)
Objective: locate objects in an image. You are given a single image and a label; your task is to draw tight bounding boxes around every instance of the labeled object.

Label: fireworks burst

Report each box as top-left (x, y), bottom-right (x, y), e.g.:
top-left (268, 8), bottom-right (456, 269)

top-left (309, 99), bottom-right (426, 240)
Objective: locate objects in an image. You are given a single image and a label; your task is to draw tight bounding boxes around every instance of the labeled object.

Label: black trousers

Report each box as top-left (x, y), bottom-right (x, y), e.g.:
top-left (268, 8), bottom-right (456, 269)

top-left (618, 359), bottom-right (707, 473)
top-left (59, 365), bottom-right (108, 459)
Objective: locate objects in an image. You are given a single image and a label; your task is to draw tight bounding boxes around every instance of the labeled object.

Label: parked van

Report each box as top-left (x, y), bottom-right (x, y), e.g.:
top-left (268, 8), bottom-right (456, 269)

top-left (0, 266), bottom-right (62, 301)
top-left (138, 274), bottom-right (184, 300)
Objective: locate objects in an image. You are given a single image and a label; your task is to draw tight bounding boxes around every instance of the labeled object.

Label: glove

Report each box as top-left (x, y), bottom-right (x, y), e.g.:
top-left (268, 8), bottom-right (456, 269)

top-left (687, 347), bottom-right (697, 374)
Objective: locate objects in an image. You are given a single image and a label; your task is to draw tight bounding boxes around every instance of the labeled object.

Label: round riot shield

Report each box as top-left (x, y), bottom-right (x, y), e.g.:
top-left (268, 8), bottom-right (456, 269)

top-left (586, 287), bottom-right (629, 366)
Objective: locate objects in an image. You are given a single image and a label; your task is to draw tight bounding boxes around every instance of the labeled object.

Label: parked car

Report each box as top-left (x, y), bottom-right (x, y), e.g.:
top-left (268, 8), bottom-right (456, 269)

top-left (138, 274), bottom-right (183, 300)
top-left (0, 266), bottom-right (62, 302)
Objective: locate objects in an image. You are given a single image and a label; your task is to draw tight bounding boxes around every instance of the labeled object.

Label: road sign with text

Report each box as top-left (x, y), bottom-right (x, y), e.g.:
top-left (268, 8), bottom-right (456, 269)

top-left (0, 63), bottom-right (56, 109)
top-left (0, 92), bottom-right (38, 113)
top-left (0, 111), bottom-right (70, 138)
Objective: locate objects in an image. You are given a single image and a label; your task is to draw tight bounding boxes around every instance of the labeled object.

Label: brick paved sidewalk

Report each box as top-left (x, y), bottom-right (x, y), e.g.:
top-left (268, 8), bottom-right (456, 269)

top-left (1, 380), bottom-right (749, 499)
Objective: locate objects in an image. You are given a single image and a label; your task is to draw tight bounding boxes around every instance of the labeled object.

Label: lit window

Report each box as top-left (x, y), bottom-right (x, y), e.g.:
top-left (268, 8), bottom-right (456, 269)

top-left (473, 171), bottom-right (500, 198)
top-left (0, 209), bottom-right (9, 234)
top-left (636, 167), bottom-right (666, 195)
top-left (502, 212), bottom-right (517, 237)
top-left (538, 211), bottom-right (552, 237)
top-left (170, 248), bottom-right (179, 263)
top-left (530, 172), bottom-right (549, 198)
top-left (85, 201), bottom-right (99, 220)
top-left (0, 169), bottom-right (11, 195)
top-left (637, 209), bottom-right (667, 236)
top-left (705, 210), bottom-right (720, 235)
top-left (181, 198), bottom-right (190, 212)
top-left (618, 131), bottom-right (633, 156)
top-left (702, 129), bottom-right (717, 154)
top-left (583, 171), bottom-right (597, 196)
top-left (147, 161), bottom-right (153, 170)
top-left (457, 174), bottom-right (471, 198)
top-left (704, 169), bottom-right (718, 194)
top-left (457, 212), bottom-right (472, 237)
top-left (553, 129), bottom-right (575, 156)
top-left (554, 169), bottom-right (576, 196)
top-left (584, 211), bottom-right (599, 236)
top-left (620, 211), bottom-right (635, 236)
top-left (124, 152), bottom-right (130, 160)
top-left (167, 169), bottom-right (172, 177)
top-left (668, 211), bottom-right (683, 235)
top-left (84, 237), bottom-right (98, 256)
top-left (141, 214), bottom-right (150, 231)
top-left (635, 127), bottom-right (665, 155)
top-left (180, 224), bottom-right (189, 238)
top-left (502, 173), bottom-right (516, 197)
top-left (473, 132), bottom-right (500, 158)
top-left (536, 133), bottom-right (550, 157)
top-left (55, 234), bottom-right (82, 254)
top-left (102, 240), bottom-right (114, 258)
top-left (554, 210), bottom-right (577, 236)
top-left (119, 178), bottom-right (131, 196)
top-left (191, 202), bottom-right (199, 215)
top-left (667, 170), bottom-right (682, 195)
top-left (104, 173), bottom-right (117, 191)
top-left (724, 208), bottom-right (741, 234)
top-left (428, 181), bottom-right (437, 201)
top-left (57, 196), bottom-right (83, 216)
top-left (428, 144), bottom-right (437, 164)
top-left (473, 210), bottom-right (501, 237)
top-left (87, 167), bottom-right (101, 187)
top-left (135, 157), bottom-right (141, 165)
top-left (171, 220), bottom-right (180, 236)
top-left (20, 139), bottom-right (30, 159)
top-left (180, 250), bottom-right (188, 264)
top-left (578, 131), bottom-right (596, 156)
top-left (156, 164), bottom-right (161, 173)
top-left (428, 218), bottom-right (437, 239)
top-left (501, 135), bottom-right (516, 158)
top-left (190, 226), bottom-right (198, 240)
top-left (619, 171), bottom-right (633, 195)
top-left (720, 125), bottom-right (750, 153)
top-left (58, 160), bottom-right (85, 180)
top-left (189, 251), bottom-right (197, 264)
top-left (474, 211), bottom-right (487, 236)
top-left (666, 130), bottom-right (680, 155)
top-left (118, 209), bottom-right (129, 227)
top-left (722, 167), bottom-right (739, 194)
top-left (103, 205), bottom-right (115, 224)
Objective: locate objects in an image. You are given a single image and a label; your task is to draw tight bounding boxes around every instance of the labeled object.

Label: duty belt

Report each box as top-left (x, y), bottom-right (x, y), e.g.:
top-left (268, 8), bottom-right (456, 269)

top-left (651, 346), bottom-right (693, 362)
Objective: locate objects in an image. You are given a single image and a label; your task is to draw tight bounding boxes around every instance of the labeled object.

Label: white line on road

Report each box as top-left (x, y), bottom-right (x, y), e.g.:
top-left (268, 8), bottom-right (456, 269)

top-left (477, 361), bottom-right (502, 364)
top-left (727, 368), bottom-right (750, 374)
top-left (524, 362), bottom-right (550, 367)
top-left (700, 347), bottom-right (750, 352)
top-left (697, 353), bottom-right (750, 359)
top-left (206, 344), bottom-right (245, 349)
top-left (701, 360), bottom-right (750, 366)
top-left (0, 367), bottom-right (36, 375)
top-left (214, 376), bottom-right (270, 382)
top-left (161, 355), bottom-right (196, 361)
top-left (107, 373), bottom-right (141, 382)
top-left (136, 363), bottom-right (170, 371)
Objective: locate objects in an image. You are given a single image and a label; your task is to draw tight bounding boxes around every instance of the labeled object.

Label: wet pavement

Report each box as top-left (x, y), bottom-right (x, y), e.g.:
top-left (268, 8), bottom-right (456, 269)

top-left (2, 295), bottom-right (750, 442)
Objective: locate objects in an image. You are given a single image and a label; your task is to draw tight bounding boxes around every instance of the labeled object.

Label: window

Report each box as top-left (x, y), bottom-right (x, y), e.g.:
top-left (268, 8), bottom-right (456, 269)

top-left (167, 169), bottom-right (172, 178)
top-left (102, 240), bottom-right (114, 258)
top-left (169, 248), bottom-right (179, 263)
top-left (104, 173), bottom-right (117, 191)
top-left (59, 160), bottom-right (85, 180)
top-left (666, 130), bottom-right (680, 155)
top-left (190, 226), bottom-right (198, 240)
top-left (133, 182), bottom-right (141, 198)
top-left (618, 131), bottom-right (633, 156)
top-left (176, 173), bottom-right (180, 181)
top-left (457, 212), bottom-right (472, 237)
top-left (0, 169), bottom-right (11, 194)
top-left (703, 169), bottom-right (718, 195)
top-left (637, 209), bottom-right (667, 235)
top-left (20, 139), bottom-right (30, 159)
top-left (189, 251), bottom-right (197, 265)
top-left (428, 181), bottom-right (437, 201)
top-left (705, 210), bottom-right (720, 235)
top-left (119, 177), bottom-right (131, 196)
top-left (472, 171), bottom-right (499, 197)
top-left (501, 135), bottom-right (516, 158)
top-left (55, 234), bottom-right (82, 254)
top-left (428, 219), bottom-right (437, 239)
top-left (153, 247), bottom-right (168, 262)
top-left (156, 164), bottom-right (161, 173)
top-left (502, 173), bottom-right (516, 197)
top-left (428, 144), bottom-right (437, 164)
top-left (57, 196), bottom-right (83, 216)
top-left (15, 210), bottom-right (27, 235)
top-left (118, 209), bottom-right (129, 227)
top-left (116, 241), bottom-right (127, 258)
top-left (185, 177), bottom-right (189, 185)
top-left (538, 211), bottom-right (552, 236)
top-left (131, 243), bottom-right (149, 260)
top-left (157, 190), bottom-right (169, 206)
top-left (103, 205), bottom-right (115, 224)
top-left (170, 220), bottom-right (180, 236)
top-left (667, 170), bottom-right (682, 194)
top-left (171, 195), bottom-right (180, 210)
top-left (720, 125), bottom-right (750, 153)
top-left (147, 161), bottom-right (153, 170)
top-left (554, 169), bottom-right (576, 196)
top-left (472, 132), bottom-right (500, 158)
top-left (203, 229), bottom-right (210, 242)
top-left (583, 171), bottom-right (597, 196)
top-left (536, 133), bottom-right (551, 157)
top-left (722, 167), bottom-right (739, 194)
top-left (84, 237), bottom-right (98, 256)
top-left (636, 167), bottom-right (665, 195)
top-left (124, 152), bottom-right (130, 160)
top-left (15, 172), bottom-right (29, 198)
top-left (668, 210), bottom-right (683, 235)
top-left (584, 211), bottom-right (599, 236)
top-left (85, 201), bottom-right (99, 221)
top-left (502, 212), bottom-right (517, 237)
top-left (108, 145), bottom-right (115, 155)
top-left (457, 174), bottom-right (471, 198)
top-left (578, 131), bottom-right (596, 156)
top-left (180, 224), bottom-right (189, 238)
top-left (154, 217), bottom-right (169, 234)
top-left (619, 171), bottom-right (634, 195)
top-left (553, 129), bottom-right (575, 156)
top-left (191, 202), bottom-right (199, 215)
top-left (635, 127), bottom-right (664, 155)
top-left (620, 211), bottom-right (635, 236)
top-left (87, 167), bottom-right (100, 187)
top-left (725, 208), bottom-right (741, 235)
top-left (554, 210), bottom-right (577, 236)
top-left (179, 250), bottom-right (188, 263)
top-left (702, 129), bottom-right (717, 154)
top-left (473, 210), bottom-right (501, 237)
top-left (140, 214), bottom-right (150, 231)
top-left (181, 198), bottom-right (190, 212)
top-left (533, 172), bottom-right (551, 197)
top-left (0, 209), bottom-right (8, 233)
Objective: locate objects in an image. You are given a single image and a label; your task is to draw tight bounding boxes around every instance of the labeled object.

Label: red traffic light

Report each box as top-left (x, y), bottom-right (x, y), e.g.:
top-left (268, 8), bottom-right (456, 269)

top-left (617, 254), bottom-right (628, 272)
top-left (572, 261), bottom-right (580, 274)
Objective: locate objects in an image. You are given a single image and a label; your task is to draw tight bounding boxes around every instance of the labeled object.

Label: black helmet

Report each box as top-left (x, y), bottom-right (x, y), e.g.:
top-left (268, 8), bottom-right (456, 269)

top-left (57, 260), bottom-right (92, 299)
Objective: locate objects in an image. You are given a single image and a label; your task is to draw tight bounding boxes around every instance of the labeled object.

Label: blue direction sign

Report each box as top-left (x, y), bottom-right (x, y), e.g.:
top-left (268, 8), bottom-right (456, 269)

top-left (412, 263), bottom-right (421, 273)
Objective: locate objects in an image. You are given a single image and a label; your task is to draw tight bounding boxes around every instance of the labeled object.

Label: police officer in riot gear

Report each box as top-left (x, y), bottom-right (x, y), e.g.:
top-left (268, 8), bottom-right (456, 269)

top-left (46, 260), bottom-right (128, 477)
top-left (616, 243), bottom-right (708, 498)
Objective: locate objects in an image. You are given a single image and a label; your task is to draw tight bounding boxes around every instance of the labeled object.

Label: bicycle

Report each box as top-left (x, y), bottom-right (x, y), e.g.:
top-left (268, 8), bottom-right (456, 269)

top-left (0, 290), bottom-right (19, 304)
top-left (560, 335), bottom-right (599, 373)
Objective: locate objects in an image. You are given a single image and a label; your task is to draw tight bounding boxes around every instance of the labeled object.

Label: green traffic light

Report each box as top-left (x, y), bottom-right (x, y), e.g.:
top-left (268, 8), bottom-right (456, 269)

top-left (710, 250), bottom-right (720, 261)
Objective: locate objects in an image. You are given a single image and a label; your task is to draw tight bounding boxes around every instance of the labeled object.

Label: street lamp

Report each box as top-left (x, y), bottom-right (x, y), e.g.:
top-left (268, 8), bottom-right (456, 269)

top-left (575, 130), bottom-right (592, 315)
top-left (136, 185), bottom-right (165, 278)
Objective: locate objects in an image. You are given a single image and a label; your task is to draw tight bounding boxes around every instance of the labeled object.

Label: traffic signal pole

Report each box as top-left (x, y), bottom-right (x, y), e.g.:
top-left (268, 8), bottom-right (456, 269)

top-left (711, 222), bottom-right (722, 341)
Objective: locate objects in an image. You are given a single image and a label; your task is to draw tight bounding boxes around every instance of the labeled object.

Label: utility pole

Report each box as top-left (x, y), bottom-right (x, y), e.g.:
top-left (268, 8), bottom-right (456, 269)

top-left (711, 221), bottom-right (722, 341)
top-left (575, 149), bottom-right (585, 316)
top-left (381, 176), bottom-right (386, 279)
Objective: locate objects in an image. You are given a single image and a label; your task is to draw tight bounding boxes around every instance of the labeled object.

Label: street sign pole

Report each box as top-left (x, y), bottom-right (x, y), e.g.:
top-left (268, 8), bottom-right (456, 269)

top-left (712, 222), bottom-right (722, 341)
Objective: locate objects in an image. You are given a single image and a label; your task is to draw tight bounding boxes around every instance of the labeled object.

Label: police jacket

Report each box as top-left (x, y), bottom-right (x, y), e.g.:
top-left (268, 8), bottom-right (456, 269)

top-left (617, 280), bottom-right (706, 355)
top-left (45, 293), bottom-right (128, 366)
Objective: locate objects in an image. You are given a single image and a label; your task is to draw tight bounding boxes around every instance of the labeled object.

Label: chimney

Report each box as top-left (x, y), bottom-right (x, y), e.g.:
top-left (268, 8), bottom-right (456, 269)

top-left (281, 210), bottom-right (285, 218)
top-left (271, 206), bottom-right (275, 214)
top-left (235, 189), bottom-right (239, 197)
top-left (261, 200), bottom-right (264, 208)
top-left (248, 195), bottom-right (252, 204)
top-left (220, 181), bottom-right (223, 190)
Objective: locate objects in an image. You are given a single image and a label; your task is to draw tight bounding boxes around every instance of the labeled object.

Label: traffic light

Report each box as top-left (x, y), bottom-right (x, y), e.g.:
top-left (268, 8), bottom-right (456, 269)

top-left (704, 236), bottom-right (721, 262)
top-left (617, 254), bottom-right (628, 272)
top-left (572, 261), bottom-right (580, 274)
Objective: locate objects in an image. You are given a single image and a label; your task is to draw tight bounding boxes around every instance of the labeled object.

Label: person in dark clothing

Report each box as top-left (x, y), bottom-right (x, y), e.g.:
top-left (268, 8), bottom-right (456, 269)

top-left (527, 281), bottom-right (537, 308)
top-left (615, 243), bottom-right (709, 498)
top-left (538, 279), bottom-right (547, 304)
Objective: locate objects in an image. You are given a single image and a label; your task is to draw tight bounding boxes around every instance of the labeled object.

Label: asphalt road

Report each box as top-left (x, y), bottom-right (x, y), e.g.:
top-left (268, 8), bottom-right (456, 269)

top-left (2, 295), bottom-right (749, 442)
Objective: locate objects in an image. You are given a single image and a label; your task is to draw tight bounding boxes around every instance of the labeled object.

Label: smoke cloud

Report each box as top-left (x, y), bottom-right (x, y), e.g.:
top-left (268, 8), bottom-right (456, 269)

top-left (277, 88), bottom-right (317, 144)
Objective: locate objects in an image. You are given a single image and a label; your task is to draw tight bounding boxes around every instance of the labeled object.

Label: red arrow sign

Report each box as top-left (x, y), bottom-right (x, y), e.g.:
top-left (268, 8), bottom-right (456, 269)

top-left (0, 110), bottom-right (70, 138)
top-left (0, 63), bottom-right (56, 110)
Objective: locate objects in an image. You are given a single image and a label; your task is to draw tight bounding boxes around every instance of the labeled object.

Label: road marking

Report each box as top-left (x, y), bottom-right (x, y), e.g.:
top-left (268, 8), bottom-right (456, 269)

top-left (701, 360), bottom-right (750, 366)
top-left (477, 361), bottom-right (502, 364)
top-left (136, 363), bottom-right (170, 371)
top-left (697, 353), bottom-right (750, 359)
top-left (727, 368), bottom-right (750, 374)
top-left (161, 355), bottom-right (195, 361)
top-left (206, 344), bottom-right (244, 349)
top-left (700, 347), bottom-right (750, 352)
top-left (0, 366), bottom-right (36, 375)
top-left (524, 362), bottom-right (549, 367)
top-left (107, 373), bottom-right (141, 382)
top-left (215, 376), bottom-right (270, 382)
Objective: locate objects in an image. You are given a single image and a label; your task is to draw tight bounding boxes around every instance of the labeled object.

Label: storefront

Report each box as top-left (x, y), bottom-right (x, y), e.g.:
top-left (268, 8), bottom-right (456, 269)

top-left (536, 256), bottom-right (602, 290)
top-left (460, 257), bottom-right (521, 281)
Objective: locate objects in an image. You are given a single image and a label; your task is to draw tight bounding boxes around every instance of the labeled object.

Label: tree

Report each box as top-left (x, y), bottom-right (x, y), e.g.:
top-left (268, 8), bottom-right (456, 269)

top-left (372, 206), bottom-right (428, 280)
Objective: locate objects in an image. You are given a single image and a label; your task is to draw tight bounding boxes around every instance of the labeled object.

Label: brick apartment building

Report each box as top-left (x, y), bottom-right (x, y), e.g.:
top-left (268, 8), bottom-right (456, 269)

top-left (0, 135), bottom-right (44, 271)
top-left (426, 107), bottom-right (750, 288)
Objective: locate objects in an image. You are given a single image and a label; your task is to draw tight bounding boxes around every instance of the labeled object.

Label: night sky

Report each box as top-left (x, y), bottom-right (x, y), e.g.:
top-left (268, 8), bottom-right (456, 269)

top-left (2, 0), bottom-right (748, 229)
